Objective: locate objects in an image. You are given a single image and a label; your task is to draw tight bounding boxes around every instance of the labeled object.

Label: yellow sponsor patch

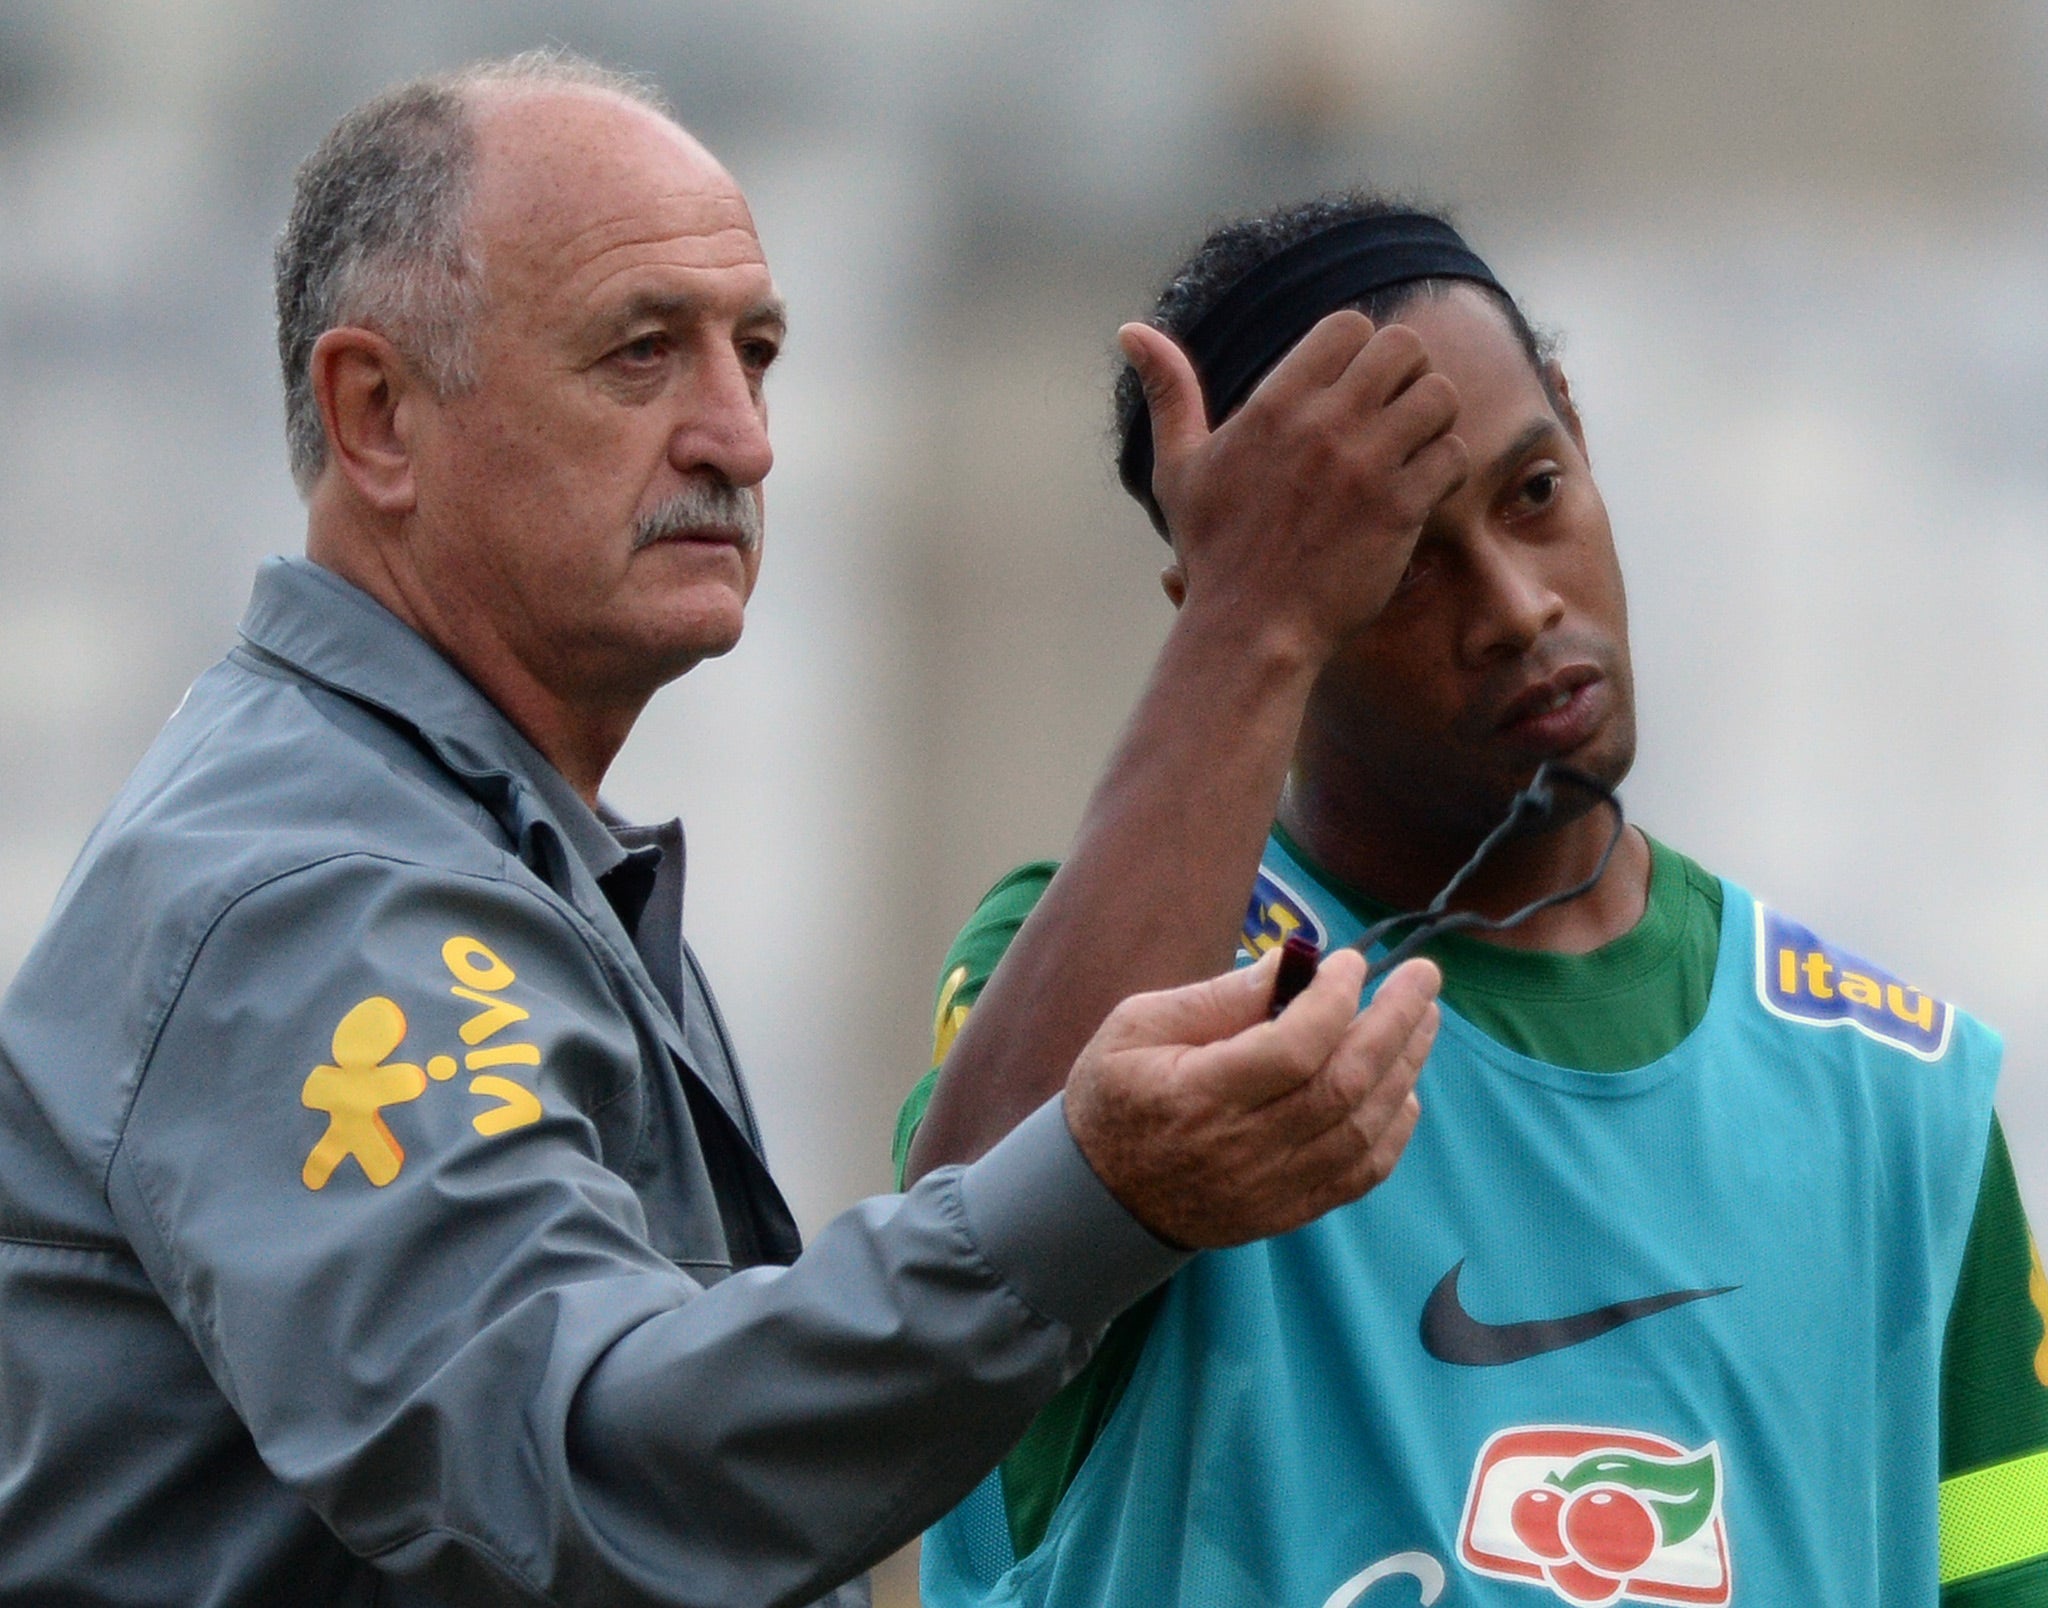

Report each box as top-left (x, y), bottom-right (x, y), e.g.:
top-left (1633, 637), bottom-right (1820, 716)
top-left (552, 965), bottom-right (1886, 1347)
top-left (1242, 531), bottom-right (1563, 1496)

top-left (931, 964), bottom-right (972, 1068)
top-left (1754, 905), bottom-right (1952, 1060)
top-left (1242, 867), bottom-right (1326, 960)
top-left (299, 935), bottom-right (547, 1191)
top-left (2030, 1236), bottom-right (2048, 1390)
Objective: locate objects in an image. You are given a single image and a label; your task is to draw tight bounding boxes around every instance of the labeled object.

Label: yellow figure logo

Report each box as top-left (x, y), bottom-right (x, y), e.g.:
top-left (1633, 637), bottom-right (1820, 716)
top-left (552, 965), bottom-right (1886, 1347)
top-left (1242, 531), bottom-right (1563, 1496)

top-left (932, 964), bottom-right (971, 1067)
top-left (2029, 1235), bottom-right (2048, 1389)
top-left (298, 937), bottom-right (545, 1192)
top-left (301, 996), bottom-right (427, 1189)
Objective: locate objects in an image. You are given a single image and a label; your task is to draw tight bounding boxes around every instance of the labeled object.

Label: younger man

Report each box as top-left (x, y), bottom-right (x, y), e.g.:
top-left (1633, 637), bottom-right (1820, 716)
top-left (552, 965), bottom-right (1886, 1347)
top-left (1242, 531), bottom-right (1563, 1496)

top-left (901, 199), bottom-right (2048, 1606)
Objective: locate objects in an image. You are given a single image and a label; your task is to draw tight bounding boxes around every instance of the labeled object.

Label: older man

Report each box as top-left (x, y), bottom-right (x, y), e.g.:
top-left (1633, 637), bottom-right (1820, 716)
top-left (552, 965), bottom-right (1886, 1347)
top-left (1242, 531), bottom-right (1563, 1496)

top-left (0, 59), bottom-right (1447, 1607)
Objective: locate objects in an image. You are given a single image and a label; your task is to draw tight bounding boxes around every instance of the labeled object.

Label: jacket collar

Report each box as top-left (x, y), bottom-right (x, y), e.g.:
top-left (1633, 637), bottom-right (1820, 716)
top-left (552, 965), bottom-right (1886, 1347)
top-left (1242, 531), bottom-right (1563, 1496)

top-left (238, 555), bottom-right (629, 885)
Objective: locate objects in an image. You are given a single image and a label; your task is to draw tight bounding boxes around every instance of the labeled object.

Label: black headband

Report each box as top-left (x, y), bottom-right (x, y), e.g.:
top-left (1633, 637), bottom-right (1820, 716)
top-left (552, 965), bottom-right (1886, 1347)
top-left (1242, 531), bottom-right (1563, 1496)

top-left (1118, 212), bottom-right (1504, 532)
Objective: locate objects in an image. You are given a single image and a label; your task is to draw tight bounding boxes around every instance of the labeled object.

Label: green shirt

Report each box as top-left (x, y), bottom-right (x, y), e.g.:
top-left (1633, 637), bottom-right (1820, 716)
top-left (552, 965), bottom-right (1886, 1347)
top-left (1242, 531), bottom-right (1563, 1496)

top-left (897, 836), bottom-right (2048, 1601)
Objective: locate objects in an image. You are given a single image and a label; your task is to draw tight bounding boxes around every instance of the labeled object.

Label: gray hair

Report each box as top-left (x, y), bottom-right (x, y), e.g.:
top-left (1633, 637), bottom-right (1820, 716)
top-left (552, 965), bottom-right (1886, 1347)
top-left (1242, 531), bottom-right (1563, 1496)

top-left (274, 50), bottom-right (671, 494)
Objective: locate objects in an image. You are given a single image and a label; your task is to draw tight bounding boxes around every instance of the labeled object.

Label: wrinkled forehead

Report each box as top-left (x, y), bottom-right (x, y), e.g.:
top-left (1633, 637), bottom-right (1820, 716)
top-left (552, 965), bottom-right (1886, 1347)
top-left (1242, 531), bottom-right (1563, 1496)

top-left (464, 86), bottom-right (766, 299)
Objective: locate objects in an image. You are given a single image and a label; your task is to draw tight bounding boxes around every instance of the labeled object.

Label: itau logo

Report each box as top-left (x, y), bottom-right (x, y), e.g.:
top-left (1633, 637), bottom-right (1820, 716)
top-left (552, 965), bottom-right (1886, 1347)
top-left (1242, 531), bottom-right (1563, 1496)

top-left (1458, 1426), bottom-right (1730, 1605)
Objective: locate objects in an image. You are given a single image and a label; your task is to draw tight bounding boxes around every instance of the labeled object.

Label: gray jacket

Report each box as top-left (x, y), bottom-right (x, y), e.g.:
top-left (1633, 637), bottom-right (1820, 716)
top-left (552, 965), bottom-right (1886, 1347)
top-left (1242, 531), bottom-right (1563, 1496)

top-left (0, 557), bottom-right (1182, 1606)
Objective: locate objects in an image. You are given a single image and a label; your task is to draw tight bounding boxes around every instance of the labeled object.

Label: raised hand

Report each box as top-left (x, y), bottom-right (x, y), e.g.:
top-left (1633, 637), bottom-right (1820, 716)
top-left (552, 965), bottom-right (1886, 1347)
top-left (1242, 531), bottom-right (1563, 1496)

top-left (1121, 313), bottom-right (1468, 661)
top-left (906, 318), bottom-right (1461, 1191)
top-left (1064, 946), bottom-right (1440, 1249)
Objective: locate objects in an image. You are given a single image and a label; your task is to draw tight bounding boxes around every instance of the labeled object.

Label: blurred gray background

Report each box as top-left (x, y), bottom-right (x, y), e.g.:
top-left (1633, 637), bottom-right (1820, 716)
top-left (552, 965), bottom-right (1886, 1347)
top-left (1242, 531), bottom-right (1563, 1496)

top-left (3, 8), bottom-right (2045, 1590)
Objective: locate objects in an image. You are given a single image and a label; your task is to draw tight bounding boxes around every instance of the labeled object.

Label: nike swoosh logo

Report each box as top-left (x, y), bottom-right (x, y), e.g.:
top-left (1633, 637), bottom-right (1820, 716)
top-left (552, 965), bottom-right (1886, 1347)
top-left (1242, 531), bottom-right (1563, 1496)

top-left (1421, 1259), bottom-right (1738, 1366)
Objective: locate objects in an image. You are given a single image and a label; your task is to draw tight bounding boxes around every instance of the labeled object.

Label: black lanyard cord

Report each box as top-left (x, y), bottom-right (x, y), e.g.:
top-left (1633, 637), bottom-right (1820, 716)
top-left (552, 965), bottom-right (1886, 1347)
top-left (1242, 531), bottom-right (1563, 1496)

top-left (1351, 763), bottom-right (1628, 987)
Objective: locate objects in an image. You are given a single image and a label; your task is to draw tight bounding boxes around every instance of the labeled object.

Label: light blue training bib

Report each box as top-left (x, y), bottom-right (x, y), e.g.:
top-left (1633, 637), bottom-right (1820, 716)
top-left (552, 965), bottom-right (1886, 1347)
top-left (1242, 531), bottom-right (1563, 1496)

top-left (923, 837), bottom-right (1999, 1607)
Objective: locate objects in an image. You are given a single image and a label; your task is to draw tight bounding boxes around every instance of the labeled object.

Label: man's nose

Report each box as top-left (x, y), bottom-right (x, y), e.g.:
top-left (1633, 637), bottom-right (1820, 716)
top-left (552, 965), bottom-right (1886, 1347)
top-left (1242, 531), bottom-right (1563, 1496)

top-left (671, 345), bottom-right (774, 489)
top-left (1459, 535), bottom-right (1564, 665)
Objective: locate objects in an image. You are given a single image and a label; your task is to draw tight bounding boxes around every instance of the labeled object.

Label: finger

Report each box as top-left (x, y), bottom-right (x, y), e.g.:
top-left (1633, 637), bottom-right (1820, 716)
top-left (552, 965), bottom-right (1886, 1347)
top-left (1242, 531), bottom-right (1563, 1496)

top-left (1344, 374), bottom-right (1458, 506)
top-left (1256, 959), bottom-right (1438, 1135)
top-left (1118, 323), bottom-right (1211, 471)
top-left (1334, 322), bottom-right (1433, 413)
top-left (1363, 1091), bottom-right (1422, 1183)
top-left (1268, 943), bottom-right (1369, 1055)
top-left (1247, 1082), bottom-right (1419, 1228)
top-left (1253, 1106), bottom-right (1379, 1214)
top-left (1238, 308), bottom-right (1377, 409)
top-left (1179, 947), bottom-right (1370, 1111)
top-left (1176, 1074), bottom-right (1423, 1248)
top-left (1311, 1089), bottom-right (1424, 1219)
top-left (1102, 946), bottom-right (1280, 1053)
top-left (1399, 427), bottom-right (1469, 499)
top-left (1344, 970), bottom-right (1441, 1086)
top-left (1375, 368), bottom-right (1460, 455)
top-left (1243, 986), bottom-right (1434, 1157)
top-left (1353, 958), bottom-right (1442, 1065)
top-left (1336, 997), bottom-right (1437, 1136)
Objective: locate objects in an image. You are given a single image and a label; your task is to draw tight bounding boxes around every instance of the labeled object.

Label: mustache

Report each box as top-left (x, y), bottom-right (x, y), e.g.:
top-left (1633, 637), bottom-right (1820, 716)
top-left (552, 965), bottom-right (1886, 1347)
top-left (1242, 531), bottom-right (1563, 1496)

top-left (632, 481), bottom-right (762, 553)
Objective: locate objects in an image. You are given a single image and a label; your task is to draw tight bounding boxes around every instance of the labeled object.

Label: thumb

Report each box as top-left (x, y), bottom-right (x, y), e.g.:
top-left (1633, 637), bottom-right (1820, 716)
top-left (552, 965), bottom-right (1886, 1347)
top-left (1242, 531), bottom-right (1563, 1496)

top-left (1108, 947), bottom-right (1289, 1051)
top-left (1118, 322), bottom-right (1209, 469)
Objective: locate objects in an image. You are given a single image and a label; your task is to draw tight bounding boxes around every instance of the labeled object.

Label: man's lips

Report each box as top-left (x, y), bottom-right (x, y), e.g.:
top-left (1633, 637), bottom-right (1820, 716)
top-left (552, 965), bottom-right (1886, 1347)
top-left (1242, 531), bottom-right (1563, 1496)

top-left (1494, 666), bottom-right (1607, 752)
top-left (641, 524), bottom-right (751, 552)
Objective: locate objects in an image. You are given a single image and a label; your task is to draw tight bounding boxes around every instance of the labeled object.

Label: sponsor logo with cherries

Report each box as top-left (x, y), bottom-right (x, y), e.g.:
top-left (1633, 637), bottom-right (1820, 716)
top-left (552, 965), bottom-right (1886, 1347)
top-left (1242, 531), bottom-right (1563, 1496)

top-left (1458, 1425), bottom-right (1730, 1605)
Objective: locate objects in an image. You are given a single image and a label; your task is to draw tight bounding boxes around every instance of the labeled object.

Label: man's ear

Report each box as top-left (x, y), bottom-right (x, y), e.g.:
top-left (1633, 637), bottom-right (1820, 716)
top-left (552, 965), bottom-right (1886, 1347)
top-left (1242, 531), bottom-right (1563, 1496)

top-left (1545, 360), bottom-right (1588, 459)
top-left (310, 326), bottom-right (422, 514)
top-left (1160, 560), bottom-right (1187, 609)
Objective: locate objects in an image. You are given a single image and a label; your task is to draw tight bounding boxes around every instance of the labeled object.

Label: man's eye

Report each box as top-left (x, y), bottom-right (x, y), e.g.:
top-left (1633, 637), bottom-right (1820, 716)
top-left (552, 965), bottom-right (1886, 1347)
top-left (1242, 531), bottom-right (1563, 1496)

top-left (739, 337), bottom-right (781, 373)
top-left (614, 335), bottom-right (668, 365)
top-left (1520, 468), bottom-right (1561, 508)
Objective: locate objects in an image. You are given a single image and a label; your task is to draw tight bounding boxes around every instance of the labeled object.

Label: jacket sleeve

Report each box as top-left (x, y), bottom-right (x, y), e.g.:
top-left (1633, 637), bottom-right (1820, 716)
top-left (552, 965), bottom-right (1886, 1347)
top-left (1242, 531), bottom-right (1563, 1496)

top-left (105, 854), bottom-right (1183, 1608)
top-left (895, 860), bottom-right (1167, 1566)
